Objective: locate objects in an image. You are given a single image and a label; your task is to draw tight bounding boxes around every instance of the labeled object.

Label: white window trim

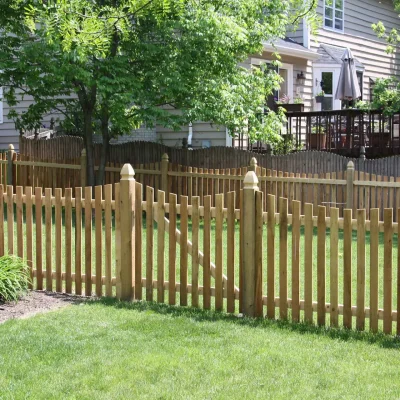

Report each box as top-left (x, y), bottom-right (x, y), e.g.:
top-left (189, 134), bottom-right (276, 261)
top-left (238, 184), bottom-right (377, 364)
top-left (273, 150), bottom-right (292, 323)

top-left (323, 0), bottom-right (345, 34)
top-left (250, 58), bottom-right (294, 101)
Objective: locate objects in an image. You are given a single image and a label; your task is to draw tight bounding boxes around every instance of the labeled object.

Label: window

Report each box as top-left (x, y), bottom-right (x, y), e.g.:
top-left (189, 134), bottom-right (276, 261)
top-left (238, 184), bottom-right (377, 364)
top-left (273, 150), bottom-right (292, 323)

top-left (324, 0), bottom-right (344, 32)
top-left (321, 71), bottom-right (334, 110)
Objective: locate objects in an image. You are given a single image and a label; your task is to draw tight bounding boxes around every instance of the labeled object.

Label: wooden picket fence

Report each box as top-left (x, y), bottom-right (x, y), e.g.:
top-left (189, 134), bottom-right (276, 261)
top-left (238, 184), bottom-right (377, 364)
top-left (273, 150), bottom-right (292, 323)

top-left (4, 145), bottom-right (400, 222)
top-left (2, 164), bottom-right (399, 334)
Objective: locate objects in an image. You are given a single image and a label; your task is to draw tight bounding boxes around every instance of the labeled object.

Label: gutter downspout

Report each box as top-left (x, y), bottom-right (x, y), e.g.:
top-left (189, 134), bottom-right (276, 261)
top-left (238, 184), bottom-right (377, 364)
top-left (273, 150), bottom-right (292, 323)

top-left (188, 122), bottom-right (193, 148)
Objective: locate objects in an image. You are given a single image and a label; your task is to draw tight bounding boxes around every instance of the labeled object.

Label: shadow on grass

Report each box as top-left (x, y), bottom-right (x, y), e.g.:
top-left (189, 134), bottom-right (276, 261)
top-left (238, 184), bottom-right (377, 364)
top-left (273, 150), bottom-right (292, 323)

top-left (82, 297), bottom-right (400, 350)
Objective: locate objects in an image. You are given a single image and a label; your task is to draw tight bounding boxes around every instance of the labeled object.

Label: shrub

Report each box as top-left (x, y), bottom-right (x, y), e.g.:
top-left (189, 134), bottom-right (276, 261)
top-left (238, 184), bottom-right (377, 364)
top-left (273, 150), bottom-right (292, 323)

top-left (0, 255), bottom-right (31, 302)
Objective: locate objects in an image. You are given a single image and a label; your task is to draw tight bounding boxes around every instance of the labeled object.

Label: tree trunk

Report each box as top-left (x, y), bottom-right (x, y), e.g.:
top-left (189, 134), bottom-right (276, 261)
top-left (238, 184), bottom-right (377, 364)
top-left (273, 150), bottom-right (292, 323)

top-left (84, 113), bottom-right (95, 187)
top-left (96, 121), bottom-right (109, 186)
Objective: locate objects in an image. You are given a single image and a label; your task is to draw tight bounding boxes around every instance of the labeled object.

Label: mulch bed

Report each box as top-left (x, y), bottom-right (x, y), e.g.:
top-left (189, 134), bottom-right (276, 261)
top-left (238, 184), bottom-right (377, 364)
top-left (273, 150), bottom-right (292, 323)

top-left (0, 291), bottom-right (85, 324)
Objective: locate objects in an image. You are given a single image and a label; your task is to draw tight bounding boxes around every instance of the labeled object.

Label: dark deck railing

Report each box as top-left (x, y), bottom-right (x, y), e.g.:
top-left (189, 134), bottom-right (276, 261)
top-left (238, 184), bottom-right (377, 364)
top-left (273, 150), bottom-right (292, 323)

top-left (235, 109), bottom-right (400, 158)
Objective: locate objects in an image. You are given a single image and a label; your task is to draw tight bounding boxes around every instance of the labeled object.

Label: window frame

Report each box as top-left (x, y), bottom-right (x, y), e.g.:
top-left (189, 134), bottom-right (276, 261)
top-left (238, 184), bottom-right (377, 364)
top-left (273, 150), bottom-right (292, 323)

top-left (323, 0), bottom-right (345, 33)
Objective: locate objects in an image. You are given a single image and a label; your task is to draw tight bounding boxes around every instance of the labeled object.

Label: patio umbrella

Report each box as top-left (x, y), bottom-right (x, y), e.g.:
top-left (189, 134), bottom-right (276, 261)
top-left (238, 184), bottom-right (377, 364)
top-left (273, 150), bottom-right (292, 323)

top-left (335, 48), bottom-right (361, 101)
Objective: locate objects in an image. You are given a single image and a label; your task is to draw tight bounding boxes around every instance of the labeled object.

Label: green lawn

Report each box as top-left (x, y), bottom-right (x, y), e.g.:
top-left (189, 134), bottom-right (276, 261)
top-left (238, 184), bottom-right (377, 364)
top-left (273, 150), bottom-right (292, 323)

top-left (1, 300), bottom-right (400, 399)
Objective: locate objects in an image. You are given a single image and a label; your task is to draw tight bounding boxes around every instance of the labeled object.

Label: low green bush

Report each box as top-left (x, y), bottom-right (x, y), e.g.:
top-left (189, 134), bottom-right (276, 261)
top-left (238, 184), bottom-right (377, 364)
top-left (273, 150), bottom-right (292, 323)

top-left (0, 255), bottom-right (31, 302)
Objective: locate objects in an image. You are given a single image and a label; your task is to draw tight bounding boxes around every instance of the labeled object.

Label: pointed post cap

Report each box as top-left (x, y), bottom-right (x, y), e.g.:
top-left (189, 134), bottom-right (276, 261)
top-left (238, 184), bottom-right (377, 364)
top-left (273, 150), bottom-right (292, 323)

top-left (81, 148), bottom-right (86, 156)
top-left (250, 157), bottom-right (257, 168)
top-left (120, 163), bottom-right (135, 181)
top-left (8, 144), bottom-right (14, 151)
top-left (347, 161), bottom-right (354, 170)
top-left (162, 153), bottom-right (169, 162)
top-left (243, 171), bottom-right (259, 190)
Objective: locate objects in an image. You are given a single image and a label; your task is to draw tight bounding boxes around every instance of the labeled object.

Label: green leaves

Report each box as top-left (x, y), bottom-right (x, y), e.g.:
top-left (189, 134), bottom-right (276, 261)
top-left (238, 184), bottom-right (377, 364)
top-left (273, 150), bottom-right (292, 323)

top-left (0, 255), bottom-right (31, 302)
top-left (371, 77), bottom-right (400, 115)
top-left (0, 0), bottom-right (317, 149)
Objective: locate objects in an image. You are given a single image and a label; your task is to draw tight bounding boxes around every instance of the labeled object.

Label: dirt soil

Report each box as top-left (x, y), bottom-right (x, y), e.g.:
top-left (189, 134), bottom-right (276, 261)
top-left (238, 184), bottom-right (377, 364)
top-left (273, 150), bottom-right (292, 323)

top-left (0, 291), bottom-right (85, 324)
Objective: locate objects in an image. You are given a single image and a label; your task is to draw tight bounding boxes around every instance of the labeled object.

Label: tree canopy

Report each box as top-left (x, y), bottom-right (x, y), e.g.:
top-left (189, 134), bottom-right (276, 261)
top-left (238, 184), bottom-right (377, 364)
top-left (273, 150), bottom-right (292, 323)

top-left (0, 0), bottom-right (318, 185)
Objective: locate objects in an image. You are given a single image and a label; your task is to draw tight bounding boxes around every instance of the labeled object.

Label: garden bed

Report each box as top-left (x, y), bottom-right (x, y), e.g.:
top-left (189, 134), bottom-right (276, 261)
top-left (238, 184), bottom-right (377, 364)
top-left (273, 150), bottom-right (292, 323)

top-left (0, 291), bottom-right (83, 324)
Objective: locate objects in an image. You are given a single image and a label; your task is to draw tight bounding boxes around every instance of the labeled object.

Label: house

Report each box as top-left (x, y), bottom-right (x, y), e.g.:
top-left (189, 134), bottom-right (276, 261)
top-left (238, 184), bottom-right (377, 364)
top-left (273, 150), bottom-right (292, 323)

top-left (0, 0), bottom-right (399, 151)
top-left (157, 0), bottom-right (400, 148)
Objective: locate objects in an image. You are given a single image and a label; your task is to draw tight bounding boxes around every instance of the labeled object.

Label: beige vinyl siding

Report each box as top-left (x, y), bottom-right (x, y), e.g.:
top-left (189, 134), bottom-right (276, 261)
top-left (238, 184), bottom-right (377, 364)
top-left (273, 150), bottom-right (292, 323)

top-left (314, 0), bottom-right (400, 102)
top-left (344, 0), bottom-right (398, 41)
top-left (157, 122), bottom-right (227, 148)
top-left (1, 96), bottom-right (60, 151)
top-left (286, 20), bottom-right (304, 45)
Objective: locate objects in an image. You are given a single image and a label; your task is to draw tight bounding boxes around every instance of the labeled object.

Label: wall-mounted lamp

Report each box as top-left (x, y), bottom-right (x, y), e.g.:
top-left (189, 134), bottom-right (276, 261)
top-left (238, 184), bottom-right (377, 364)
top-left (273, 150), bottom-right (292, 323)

top-left (296, 71), bottom-right (306, 86)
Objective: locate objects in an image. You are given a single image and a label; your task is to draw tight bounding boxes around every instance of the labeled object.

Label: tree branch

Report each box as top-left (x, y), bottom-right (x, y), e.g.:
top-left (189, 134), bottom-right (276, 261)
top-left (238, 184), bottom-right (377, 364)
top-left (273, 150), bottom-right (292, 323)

top-left (291, 0), bottom-right (316, 25)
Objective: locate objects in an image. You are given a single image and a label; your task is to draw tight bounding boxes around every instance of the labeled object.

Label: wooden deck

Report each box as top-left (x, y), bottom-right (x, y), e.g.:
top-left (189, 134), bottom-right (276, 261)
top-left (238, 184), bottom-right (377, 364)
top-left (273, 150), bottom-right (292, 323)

top-left (236, 109), bottom-right (400, 158)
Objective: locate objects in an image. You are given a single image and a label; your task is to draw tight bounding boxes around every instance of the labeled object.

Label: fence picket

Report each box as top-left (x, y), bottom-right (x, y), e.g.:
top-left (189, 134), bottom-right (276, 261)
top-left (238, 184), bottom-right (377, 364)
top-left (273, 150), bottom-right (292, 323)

top-left (157, 190), bottom-right (165, 303)
top-left (343, 209), bottom-right (352, 329)
top-left (255, 191), bottom-right (263, 318)
top-left (85, 187), bottom-right (92, 297)
top-left (203, 195), bottom-right (211, 309)
top-left (383, 208), bottom-right (393, 334)
top-left (134, 183), bottom-right (142, 300)
top-left (55, 188), bottom-right (62, 293)
top-left (191, 196), bottom-right (200, 308)
top-left (45, 188), bottom-right (52, 291)
top-left (104, 185), bottom-right (113, 297)
top-left (7, 185), bottom-right (13, 254)
top-left (356, 209), bottom-right (366, 331)
top-left (215, 193), bottom-right (224, 311)
top-left (227, 191), bottom-right (235, 313)
top-left (267, 194), bottom-right (275, 319)
top-left (95, 186), bottom-right (102, 297)
top-left (180, 196), bottom-right (188, 306)
top-left (25, 187), bottom-right (33, 288)
top-left (75, 187), bottom-right (82, 295)
top-left (65, 188), bottom-right (72, 294)
top-left (146, 186), bottom-right (154, 301)
top-left (114, 183), bottom-right (121, 298)
top-left (169, 193), bottom-right (177, 305)
top-left (304, 203), bottom-right (313, 323)
top-left (16, 186), bottom-right (23, 259)
top-left (330, 207), bottom-right (339, 327)
top-left (35, 188), bottom-right (43, 290)
top-left (279, 197), bottom-right (288, 320)
top-left (292, 200), bottom-right (300, 322)
top-left (317, 206), bottom-right (326, 326)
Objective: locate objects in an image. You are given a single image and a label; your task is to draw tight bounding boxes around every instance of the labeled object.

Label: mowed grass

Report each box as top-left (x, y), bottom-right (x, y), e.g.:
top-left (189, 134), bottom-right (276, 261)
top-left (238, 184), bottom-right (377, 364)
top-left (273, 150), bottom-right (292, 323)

top-left (1, 300), bottom-right (400, 399)
top-left (5, 206), bottom-right (399, 331)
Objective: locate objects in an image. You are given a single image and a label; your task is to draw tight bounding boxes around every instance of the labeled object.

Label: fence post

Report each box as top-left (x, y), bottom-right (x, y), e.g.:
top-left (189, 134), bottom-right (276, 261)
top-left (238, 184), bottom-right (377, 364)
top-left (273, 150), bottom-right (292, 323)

top-left (118, 163), bottom-right (135, 301)
top-left (242, 170), bottom-right (259, 317)
top-left (161, 153), bottom-right (169, 195)
top-left (7, 144), bottom-right (14, 186)
top-left (249, 157), bottom-right (257, 173)
top-left (346, 161), bottom-right (354, 210)
top-left (80, 148), bottom-right (87, 188)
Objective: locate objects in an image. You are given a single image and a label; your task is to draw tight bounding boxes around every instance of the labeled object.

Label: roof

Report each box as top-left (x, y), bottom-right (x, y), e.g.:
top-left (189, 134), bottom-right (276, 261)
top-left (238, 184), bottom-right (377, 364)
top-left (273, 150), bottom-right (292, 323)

top-left (315, 44), bottom-right (365, 69)
top-left (262, 37), bottom-right (320, 60)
